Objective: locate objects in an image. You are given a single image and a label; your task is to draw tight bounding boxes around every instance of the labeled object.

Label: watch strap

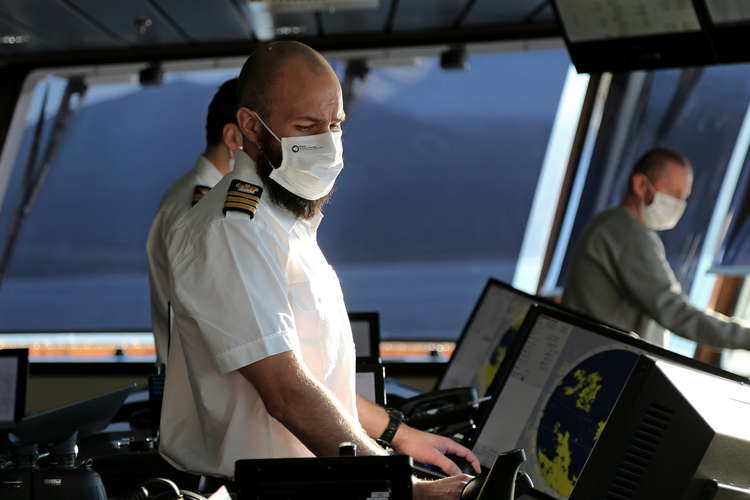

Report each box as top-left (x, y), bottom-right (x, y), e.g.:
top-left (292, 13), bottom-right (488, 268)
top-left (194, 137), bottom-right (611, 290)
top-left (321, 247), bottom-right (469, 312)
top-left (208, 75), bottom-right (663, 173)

top-left (378, 408), bottom-right (404, 445)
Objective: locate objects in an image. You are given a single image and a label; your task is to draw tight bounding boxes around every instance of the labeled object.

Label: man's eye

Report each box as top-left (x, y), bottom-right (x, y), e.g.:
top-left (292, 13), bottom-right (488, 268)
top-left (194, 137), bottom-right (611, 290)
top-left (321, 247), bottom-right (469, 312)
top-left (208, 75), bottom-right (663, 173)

top-left (296, 125), bottom-right (313, 131)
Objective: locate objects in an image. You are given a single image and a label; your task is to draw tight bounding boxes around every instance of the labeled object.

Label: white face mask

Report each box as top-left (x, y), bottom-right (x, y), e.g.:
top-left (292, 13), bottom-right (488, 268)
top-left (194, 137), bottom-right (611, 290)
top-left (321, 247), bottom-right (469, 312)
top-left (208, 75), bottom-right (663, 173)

top-left (640, 188), bottom-right (687, 231)
top-left (255, 113), bottom-right (344, 200)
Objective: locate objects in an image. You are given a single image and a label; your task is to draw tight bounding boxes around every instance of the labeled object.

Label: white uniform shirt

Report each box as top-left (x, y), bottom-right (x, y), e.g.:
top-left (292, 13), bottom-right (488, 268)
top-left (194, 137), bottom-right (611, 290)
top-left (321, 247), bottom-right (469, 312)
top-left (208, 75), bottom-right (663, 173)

top-left (146, 156), bottom-right (224, 365)
top-left (159, 151), bottom-right (357, 479)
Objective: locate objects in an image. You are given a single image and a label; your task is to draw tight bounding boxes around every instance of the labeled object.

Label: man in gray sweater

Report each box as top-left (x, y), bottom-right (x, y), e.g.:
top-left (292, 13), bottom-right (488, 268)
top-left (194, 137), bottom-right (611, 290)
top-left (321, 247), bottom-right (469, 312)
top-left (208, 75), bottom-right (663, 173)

top-left (563, 147), bottom-right (750, 349)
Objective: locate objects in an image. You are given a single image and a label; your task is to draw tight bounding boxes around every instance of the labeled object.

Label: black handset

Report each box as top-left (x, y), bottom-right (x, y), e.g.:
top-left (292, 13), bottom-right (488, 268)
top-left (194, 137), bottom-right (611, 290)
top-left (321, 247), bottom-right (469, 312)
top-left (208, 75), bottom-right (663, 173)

top-left (461, 449), bottom-right (530, 500)
top-left (399, 387), bottom-right (480, 431)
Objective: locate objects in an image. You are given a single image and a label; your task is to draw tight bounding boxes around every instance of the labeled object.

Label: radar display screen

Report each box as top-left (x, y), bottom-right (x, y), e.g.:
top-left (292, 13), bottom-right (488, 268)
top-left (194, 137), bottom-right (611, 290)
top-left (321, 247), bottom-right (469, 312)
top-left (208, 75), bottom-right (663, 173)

top-left (438, 281), bottom-right (536, 397)
top-left (472, 313), bottom-right (641, 498)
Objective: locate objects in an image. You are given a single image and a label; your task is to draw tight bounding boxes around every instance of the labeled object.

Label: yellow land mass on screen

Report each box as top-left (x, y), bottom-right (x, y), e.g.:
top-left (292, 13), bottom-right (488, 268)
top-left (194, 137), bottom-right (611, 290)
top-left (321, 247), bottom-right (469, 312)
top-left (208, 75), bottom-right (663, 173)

top-left (479, 315), bottom-right (525, 391)
top-left (538, 423), bottom-right (576, 496)
top-left (594, 420), bottom-right (606, 442)
top-left (562, 369), bottom-right (603, 412)
top-left (480, 346), bottom-right (507, 392)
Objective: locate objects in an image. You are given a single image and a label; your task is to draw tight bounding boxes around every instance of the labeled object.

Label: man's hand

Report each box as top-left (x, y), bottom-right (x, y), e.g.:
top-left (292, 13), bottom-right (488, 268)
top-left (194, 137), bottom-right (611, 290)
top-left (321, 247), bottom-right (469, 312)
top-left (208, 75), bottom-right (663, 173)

top-left (392, 424), bottom-right (482, 475)
top-left (413, 475), bottom-right (473, 500)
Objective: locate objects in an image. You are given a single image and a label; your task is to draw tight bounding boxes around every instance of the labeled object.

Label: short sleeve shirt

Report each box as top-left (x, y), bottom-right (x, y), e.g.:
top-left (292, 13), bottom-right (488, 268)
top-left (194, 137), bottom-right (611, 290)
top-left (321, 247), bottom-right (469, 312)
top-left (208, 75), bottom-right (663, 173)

top-left (146, 155), bottom-right (224, 365)
top-left (158, 151), bottom-right (357, 478)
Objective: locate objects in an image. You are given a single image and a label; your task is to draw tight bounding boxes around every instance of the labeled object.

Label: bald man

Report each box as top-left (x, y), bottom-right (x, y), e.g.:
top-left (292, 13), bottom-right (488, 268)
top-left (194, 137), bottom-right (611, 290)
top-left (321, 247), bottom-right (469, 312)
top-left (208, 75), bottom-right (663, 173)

top-left (563, 148), bottom-right (750, 350)
top-left (159, 42), bottom-right (476, 499)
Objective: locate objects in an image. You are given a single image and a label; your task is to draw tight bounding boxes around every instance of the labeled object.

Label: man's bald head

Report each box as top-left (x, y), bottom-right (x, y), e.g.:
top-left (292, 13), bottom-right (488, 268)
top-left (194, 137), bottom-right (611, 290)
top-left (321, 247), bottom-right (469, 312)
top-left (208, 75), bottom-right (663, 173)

top-left (238, 41), bottom-right (335, 120)
top-left (234, 41), bottom-right (344, 219)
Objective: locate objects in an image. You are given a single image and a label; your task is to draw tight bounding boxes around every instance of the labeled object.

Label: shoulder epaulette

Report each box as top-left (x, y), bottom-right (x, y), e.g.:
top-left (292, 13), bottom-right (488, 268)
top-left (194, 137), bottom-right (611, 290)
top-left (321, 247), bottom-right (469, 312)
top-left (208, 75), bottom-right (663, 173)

top-left (192, 185), bottom-right (211, 206)
top-left (223, 179), bottom-right (263, 218)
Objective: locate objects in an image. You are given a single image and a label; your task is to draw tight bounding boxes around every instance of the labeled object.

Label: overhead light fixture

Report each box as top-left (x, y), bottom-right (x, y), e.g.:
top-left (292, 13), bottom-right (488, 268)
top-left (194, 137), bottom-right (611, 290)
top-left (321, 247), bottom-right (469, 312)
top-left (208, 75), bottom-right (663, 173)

top-left (247, 0), bottom-right (378, 14)
top-left (247, 1), bottom-right (276, 41)
top-left (134, 17), bottom-right (153, 35)
top-left (245, 0), bottom-right (378, 40)
top-left (345, 59), bottom-right (369, 80)
top-left (365, 56), bottom-right (418, 69)
top-left (275, 25), bottom-right (306, 36)
top-left (1, 34), bottom-right (30, 45)
top-left (440, 46), bottom-right (469, 71)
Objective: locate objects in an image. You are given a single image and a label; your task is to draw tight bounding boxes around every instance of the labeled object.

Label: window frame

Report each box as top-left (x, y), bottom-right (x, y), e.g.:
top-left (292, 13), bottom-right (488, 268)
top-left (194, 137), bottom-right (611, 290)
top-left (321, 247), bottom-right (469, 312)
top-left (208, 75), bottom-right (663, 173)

top-left (0, 42), bottom-right (579, 363)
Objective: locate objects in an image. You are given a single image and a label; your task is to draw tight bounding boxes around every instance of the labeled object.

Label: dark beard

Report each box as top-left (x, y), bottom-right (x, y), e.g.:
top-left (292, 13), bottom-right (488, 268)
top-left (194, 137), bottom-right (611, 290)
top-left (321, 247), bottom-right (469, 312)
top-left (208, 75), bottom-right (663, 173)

top-left (256, 128), bottom-right (333, 220)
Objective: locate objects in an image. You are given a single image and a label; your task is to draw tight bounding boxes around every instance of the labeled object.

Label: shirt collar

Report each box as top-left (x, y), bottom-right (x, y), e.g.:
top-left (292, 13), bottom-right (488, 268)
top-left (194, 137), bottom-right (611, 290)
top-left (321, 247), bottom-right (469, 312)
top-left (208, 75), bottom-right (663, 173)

top-left (233, 151), bottom-right (324, 234)
top-left (308, 211), bottom-right (324, 232)
top-left (194, 155), bottom-right (224, 187)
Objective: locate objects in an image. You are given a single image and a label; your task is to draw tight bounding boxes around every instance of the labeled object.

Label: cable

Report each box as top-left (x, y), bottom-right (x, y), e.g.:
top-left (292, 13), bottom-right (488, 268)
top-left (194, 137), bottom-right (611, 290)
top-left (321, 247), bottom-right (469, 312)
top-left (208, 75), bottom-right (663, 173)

top-left (111, 486), bottom-right (149, 500)
top-left (142, 478), bottom-right (182, 499)
top-left (113, 477), bottom-right (202, 500)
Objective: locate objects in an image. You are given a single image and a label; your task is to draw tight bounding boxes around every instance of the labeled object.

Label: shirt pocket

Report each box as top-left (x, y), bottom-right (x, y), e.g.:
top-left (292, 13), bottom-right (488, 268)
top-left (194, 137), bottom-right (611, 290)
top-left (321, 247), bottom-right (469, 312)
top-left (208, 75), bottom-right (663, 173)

top-left (288, 279), bottom-right (328, 376)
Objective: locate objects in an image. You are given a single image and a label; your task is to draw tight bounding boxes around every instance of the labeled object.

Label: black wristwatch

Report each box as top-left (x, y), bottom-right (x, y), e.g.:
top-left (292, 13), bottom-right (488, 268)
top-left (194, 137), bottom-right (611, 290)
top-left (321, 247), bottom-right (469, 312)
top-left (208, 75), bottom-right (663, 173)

top-left (378, 407), bottom-right (405, 446)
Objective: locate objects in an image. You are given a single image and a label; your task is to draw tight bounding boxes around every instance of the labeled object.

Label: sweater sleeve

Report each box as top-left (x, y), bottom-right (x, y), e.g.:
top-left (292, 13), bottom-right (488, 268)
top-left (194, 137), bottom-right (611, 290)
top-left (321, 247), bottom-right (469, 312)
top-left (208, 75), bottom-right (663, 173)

top-left (617, 230), bottom-right (750, 350)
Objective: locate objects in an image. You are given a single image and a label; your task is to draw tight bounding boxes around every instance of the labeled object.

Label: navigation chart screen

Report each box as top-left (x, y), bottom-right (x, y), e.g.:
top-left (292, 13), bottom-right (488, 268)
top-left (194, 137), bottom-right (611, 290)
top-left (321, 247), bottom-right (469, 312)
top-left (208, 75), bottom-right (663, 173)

top-left (473, 314), bottom-right (641, 499)
top-left (439, 283), bottom-right (535, 397)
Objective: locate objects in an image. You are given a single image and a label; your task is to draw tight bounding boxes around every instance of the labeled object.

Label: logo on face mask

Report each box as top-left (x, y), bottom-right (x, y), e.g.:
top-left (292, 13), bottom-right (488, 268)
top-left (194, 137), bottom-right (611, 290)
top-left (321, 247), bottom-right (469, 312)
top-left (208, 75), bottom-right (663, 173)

top-left (291, 144), bottom-right (323, 153)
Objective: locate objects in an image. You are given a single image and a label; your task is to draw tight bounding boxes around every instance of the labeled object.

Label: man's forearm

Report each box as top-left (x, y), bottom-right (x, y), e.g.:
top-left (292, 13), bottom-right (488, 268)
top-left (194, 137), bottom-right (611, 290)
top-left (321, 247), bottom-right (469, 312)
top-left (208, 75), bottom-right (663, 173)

top-left (277, 378), bottom-right (386, 457)
top-left (239, 353), bottom-right (386, 458)
top-left (357, 395), bottom-right (390, 439)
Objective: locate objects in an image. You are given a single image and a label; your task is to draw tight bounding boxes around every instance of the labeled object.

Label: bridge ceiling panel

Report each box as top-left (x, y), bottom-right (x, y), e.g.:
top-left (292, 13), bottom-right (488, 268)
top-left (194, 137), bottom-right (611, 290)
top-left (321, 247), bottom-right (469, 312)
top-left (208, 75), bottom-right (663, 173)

top-left (0, 0), bottom-right (559, 65)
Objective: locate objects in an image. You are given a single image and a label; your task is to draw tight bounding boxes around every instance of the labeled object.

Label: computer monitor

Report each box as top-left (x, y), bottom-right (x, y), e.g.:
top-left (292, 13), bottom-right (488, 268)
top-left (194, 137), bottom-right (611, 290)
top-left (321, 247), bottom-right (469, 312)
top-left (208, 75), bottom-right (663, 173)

top-left (355, 357), bottom-right (386, 406)
top-left (0, 349), bottom-right (28, 430)
top-left (471, 305), bottom-right (747, 500)
top-left (570, 356), bottom-right (750, 500)
top-left (349, 312), bottom-right (380, 358)
top-left (436, 279), bottom-right (542, 397)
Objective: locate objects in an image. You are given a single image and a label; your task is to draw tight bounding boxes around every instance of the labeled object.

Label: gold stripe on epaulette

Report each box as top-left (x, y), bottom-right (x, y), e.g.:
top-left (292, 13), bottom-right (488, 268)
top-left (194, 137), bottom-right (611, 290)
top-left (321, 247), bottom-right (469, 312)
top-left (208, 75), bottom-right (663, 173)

top-left (225, 198), bottom-right (258, 207)
top-left (226, 194), bottom-right (260, 204)
top-left (224, 201), bottom-right (258, 213)
top-left (225, 199), bottom-right (258, 210)
top-left (225, 197), bottom-right (258, 206)
top-left (224, 179), bottom-right (263, 218)
top-left (227, 191), bottom-right (261, 203)
top-left (192, 185), bottom-right (211, 207)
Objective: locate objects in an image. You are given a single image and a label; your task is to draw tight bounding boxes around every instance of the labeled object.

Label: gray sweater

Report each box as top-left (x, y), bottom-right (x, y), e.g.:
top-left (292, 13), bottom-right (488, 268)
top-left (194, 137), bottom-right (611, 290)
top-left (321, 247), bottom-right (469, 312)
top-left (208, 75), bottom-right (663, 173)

top-left (562, 206), bottom-right (750, 349)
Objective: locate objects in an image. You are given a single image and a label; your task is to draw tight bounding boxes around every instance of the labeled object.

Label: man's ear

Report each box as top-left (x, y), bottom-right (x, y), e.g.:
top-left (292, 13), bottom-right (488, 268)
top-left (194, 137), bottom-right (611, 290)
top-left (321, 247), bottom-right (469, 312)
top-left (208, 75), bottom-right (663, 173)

top-left (236, 107), bottom-right (261, 147)
top-left (222, 123), bottom-right (243, 154)
top-left (631, 173), bottom-right (649, 200)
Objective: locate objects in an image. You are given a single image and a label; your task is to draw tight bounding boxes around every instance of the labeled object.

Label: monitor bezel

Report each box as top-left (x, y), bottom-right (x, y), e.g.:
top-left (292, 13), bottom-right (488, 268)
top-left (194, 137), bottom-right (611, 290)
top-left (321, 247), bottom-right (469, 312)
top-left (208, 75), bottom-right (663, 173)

top-left (348, 311), bottom-right (380, 358)
top-left (0, 348), bottom-right (28, 430)
top-left (434, 278), bottom-right (545, 392)
top-left (356, 356), bottom-right (386, 406)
